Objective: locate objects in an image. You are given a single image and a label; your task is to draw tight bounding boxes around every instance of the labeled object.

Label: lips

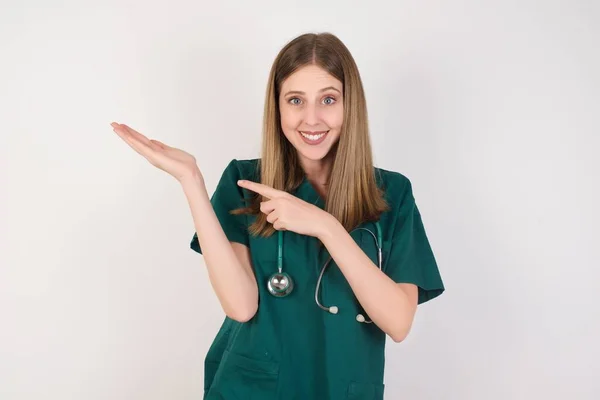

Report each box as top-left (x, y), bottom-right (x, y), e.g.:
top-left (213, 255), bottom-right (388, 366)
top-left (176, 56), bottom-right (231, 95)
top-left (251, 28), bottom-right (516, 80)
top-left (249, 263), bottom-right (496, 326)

top-left (299, 130), bottom-right (329, 145)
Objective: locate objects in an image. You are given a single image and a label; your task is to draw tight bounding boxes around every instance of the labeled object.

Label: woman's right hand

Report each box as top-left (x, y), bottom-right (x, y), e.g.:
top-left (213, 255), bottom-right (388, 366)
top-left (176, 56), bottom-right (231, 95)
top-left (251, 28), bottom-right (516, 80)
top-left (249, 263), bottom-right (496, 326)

top-left (111, 122), bottom-right (201, 183)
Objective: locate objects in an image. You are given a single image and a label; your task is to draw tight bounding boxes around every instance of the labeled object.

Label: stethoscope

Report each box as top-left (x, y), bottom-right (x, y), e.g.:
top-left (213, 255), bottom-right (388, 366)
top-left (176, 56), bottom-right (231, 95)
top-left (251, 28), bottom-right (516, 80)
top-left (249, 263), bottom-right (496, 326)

top-left (267, 221), bottom-right (383, 324)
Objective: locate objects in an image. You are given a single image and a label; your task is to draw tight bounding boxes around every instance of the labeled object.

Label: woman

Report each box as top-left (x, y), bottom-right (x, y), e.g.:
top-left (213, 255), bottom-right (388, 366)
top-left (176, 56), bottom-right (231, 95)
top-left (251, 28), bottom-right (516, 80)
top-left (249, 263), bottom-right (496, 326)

top-left (112, 32), bottom-right (444, 400)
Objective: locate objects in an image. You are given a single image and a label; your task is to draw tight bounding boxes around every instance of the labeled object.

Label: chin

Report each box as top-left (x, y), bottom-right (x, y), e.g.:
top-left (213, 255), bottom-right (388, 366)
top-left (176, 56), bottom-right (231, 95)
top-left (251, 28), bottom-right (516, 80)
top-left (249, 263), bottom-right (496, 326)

top-left (298, 151), bottom-right (327, 162)
top-left (295, 145), bottom-right (335, 162)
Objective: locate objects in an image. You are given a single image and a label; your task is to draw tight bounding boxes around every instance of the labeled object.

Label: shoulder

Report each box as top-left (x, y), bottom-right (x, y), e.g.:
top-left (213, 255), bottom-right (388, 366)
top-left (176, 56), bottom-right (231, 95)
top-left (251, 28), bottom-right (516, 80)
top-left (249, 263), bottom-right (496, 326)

top-left (222, 158), bottom-right (260, 181)
top-left (374, 166), bottom-right (413, 205)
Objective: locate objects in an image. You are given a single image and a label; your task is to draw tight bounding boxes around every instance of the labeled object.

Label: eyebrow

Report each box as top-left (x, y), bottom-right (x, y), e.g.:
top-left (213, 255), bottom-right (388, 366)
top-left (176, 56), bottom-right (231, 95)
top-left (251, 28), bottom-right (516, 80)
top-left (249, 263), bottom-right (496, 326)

top-left (283, 86), bottom-right (342, 96)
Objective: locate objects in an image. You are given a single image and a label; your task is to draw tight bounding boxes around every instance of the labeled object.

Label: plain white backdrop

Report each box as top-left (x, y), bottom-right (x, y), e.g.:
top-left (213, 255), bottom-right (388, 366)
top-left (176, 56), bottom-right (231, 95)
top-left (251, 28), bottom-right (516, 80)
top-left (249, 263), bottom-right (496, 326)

top-left (1, 1), bottom-right (598, 399)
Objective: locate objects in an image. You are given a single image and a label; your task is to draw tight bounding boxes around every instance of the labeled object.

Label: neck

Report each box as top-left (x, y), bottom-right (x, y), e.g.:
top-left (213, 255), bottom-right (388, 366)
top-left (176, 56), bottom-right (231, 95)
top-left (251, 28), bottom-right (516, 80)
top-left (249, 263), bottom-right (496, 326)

top-left (298, 154), bottom-right (334, 200)
top-left (299, 155), bottom-right (333, 186)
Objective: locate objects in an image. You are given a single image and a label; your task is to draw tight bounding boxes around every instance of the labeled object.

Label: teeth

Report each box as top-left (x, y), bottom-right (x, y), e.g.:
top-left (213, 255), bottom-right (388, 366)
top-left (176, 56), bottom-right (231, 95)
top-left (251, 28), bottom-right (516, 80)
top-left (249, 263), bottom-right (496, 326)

top-left (300, 131), bottom-right (327, 141)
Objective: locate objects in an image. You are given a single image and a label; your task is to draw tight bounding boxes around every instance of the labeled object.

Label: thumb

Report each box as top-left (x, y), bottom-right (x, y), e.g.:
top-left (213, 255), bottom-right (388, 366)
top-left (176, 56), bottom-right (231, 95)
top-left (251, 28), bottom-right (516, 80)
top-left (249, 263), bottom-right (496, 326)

top-left (150, 139), bottom-right (169, 150)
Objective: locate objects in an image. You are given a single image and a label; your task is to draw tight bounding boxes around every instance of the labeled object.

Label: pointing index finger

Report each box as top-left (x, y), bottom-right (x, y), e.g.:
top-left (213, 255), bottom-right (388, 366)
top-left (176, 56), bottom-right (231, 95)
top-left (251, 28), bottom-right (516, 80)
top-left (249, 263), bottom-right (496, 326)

top-left (237, 180), bottom-right (283, 199)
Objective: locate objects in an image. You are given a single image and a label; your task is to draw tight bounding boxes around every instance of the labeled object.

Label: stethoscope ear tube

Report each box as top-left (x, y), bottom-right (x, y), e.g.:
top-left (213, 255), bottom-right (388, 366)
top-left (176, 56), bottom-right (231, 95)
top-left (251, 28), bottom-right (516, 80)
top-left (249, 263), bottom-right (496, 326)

top-left (315, 257), bottom-right (338, 314)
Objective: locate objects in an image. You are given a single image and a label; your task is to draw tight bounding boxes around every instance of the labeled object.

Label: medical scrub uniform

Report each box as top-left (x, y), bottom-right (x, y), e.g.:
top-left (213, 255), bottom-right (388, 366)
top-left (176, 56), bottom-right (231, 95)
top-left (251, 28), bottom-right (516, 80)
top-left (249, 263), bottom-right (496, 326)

top-left (190, 158), bottom-right (444, 399)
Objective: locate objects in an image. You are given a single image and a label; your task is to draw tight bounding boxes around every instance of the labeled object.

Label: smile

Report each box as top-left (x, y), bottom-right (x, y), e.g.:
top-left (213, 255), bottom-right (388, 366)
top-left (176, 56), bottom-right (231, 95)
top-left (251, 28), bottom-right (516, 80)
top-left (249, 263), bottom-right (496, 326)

top-left (299, 130), bottom-right (329, 145)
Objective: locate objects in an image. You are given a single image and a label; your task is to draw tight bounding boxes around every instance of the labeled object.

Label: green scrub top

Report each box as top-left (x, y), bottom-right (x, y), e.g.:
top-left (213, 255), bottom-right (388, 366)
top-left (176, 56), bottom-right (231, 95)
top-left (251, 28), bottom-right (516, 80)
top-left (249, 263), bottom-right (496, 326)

top-left (190, 158), bottom-right (444, 400)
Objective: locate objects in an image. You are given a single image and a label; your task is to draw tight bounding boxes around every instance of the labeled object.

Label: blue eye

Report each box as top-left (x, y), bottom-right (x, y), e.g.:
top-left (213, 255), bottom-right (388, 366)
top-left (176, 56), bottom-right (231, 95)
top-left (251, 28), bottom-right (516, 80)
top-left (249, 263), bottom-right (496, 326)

top-left (288, 96), bottom-right (336, 106)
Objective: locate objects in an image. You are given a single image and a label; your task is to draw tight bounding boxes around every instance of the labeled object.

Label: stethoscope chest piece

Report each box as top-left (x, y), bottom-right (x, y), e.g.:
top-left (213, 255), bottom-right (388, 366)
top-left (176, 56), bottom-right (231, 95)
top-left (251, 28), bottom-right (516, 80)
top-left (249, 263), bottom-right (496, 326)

top-left (267, 231), bottom-right (294, 297)
top-left (267, 272), bottom-right (294, 297)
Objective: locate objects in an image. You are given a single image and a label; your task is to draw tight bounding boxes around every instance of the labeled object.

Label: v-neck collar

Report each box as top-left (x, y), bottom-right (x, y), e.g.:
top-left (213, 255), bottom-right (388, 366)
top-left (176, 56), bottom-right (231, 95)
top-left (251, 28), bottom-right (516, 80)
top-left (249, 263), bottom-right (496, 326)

top-left (292, 166), bottom-right (385, 210)
top-left (294, 176), bottom-right (325, 209)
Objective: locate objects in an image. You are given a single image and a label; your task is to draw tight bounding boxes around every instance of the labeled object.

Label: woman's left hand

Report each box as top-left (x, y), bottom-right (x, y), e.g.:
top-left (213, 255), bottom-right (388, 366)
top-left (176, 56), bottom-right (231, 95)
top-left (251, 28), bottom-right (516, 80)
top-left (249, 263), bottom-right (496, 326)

top-left (237, 180), bottom-right (335, 238)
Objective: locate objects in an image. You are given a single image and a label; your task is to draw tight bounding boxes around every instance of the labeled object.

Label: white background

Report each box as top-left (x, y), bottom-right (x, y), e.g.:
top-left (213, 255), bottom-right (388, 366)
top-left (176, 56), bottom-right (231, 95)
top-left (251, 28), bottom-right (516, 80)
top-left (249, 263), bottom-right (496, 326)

top-left (1, 1), bottom-right (598, 399)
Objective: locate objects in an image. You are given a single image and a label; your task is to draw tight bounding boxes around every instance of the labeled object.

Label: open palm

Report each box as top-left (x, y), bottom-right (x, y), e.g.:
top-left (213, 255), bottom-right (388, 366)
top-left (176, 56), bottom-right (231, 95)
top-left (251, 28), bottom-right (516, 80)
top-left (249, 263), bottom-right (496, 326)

top-left (111, 122), bottom-right (198, 182)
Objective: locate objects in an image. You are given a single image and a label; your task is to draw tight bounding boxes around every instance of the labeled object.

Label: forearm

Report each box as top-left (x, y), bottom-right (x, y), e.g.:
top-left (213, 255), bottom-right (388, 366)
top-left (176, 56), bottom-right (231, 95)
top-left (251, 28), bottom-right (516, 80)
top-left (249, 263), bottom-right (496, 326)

top-left (180, 171), bottom-right (258, 321)
top-left (319, 217), bottom-right (416, 342)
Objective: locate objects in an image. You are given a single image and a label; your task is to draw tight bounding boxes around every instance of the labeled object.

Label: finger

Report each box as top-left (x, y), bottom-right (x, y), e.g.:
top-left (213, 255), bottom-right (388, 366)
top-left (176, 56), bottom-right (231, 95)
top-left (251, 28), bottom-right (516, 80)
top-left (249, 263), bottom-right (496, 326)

top-left (113, 126), bottom-right (146, 151)
top-left (273, 220), bottom-right (286, 231)
top-left (238, 180), bottom-right (285, 199)
top-left (113, 125), bottom-right (154, 159)
top-left (120, 124), bottom-right (153, 147)
top-left (266, 209), bottom-right (279, 224)
top-left (260, 200), bottom-right (276, 214)
top-left (112, 123), bottom-right (154, 151)
top-left (150, 139), bottom-right (170, 151)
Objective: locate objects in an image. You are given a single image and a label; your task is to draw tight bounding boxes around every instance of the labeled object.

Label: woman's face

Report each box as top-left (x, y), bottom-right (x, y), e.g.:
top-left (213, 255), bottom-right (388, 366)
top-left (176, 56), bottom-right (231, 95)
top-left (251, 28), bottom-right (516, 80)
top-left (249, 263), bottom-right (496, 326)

top-left (279, 65), bottom-right (344, 165)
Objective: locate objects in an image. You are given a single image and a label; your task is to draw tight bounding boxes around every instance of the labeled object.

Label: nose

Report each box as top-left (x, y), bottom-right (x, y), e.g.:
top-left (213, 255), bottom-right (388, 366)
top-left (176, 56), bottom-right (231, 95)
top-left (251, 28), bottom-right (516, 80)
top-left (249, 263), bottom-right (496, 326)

top-left (303, 103), bottom-right (320, 126)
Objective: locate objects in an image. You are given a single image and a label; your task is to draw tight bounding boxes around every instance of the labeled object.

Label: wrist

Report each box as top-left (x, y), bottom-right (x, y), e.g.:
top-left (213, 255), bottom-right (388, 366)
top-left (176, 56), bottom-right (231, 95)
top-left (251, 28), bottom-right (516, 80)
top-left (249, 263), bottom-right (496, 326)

top-left (180, 169), bottom-right (207, 197)
top-left (179, 167), bottom-right (204, 187)
top-left (318, 213), bottom-right (343, 242)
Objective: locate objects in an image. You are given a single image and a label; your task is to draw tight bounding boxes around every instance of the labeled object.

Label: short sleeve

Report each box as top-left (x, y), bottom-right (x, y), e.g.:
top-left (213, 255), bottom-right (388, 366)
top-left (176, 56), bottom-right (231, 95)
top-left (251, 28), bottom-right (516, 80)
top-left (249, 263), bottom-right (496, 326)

top-left (384, 178), bottom-right (445, 304)
top-left (190, 159), bottom-right (250, 254)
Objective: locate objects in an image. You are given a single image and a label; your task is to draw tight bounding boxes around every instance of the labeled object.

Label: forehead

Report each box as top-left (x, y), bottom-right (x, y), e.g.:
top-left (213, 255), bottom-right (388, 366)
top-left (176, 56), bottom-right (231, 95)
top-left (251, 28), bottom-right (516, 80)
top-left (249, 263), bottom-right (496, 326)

top-left (280, 65), bottom-right (343, 93)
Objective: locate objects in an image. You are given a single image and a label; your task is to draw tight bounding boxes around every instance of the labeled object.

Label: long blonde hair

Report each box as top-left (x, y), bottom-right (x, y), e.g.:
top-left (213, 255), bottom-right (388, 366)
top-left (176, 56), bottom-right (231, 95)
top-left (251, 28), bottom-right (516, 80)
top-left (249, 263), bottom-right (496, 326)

top-left (233, 32), bottom-right (389, 238)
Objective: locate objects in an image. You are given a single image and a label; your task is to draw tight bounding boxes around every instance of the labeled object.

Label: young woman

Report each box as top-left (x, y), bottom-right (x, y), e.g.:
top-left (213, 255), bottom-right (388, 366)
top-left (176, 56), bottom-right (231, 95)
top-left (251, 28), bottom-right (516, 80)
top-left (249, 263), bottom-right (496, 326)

top-left (112, 32), bottom-right (444, 400)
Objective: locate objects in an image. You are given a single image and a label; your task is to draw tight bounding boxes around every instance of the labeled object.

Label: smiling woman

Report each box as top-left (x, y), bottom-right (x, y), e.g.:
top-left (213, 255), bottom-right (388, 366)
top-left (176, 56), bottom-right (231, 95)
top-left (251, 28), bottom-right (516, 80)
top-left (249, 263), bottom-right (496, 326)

top-left (111, 32), bottom-right (444, 400)
top-left (280, 76), bottom-right (343, 150)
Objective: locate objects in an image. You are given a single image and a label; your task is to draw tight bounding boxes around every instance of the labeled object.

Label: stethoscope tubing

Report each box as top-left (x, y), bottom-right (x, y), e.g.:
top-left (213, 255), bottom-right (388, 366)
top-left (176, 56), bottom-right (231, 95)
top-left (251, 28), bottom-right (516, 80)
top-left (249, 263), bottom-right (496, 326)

top-left (268, 221), bottom-right (383, 324)
top-left (314, 224), bottom-right (383, 323)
